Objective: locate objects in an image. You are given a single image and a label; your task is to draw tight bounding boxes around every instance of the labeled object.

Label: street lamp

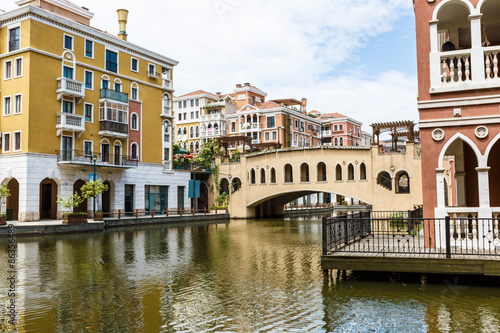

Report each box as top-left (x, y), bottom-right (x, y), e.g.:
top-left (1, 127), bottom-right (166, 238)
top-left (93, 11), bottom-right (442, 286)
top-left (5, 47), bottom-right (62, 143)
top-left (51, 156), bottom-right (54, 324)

top-left (92, 154), bottom-right (97, 219)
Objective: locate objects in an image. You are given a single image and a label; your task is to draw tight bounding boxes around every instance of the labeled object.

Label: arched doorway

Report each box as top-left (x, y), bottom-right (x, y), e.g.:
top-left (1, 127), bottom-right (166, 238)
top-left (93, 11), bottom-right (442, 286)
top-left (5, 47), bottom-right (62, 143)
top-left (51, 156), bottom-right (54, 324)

top-left (198, 182), bottom-right (209, 210)
top-left (231, 178), bottom-right (242, 193)
top-left (6, 178), bottom-right (19, 220)
top-left (73, 179), bottom-right (87, 213)
top-left (102, 181), bottom-right (111, 217)
top-left (220, 178), bottom-right (229, 195)
top-left (40, 178), bottom-right (57, 219)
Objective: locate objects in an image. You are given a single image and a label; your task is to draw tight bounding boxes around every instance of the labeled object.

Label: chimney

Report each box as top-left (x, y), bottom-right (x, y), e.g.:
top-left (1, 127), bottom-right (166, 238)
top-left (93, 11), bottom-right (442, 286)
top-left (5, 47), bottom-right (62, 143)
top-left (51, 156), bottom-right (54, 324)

top-left (244, 82), bottom-right (251, 87)
top-left (236, 84), bottom-right (242, 88)
top-left (216, 92), bottom-right (222, 99)
top-left (301, 97), bottom-right (307, 113)
top-left (117, 9), bottom-right (129, 41)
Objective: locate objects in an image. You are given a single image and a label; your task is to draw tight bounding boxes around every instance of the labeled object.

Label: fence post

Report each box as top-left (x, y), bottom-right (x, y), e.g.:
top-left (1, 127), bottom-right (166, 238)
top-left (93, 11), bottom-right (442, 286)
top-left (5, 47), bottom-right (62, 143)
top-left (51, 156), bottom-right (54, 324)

top-left (180, 208), bottom-right (182, 217)
top-left (445, 216), bottom-right (451, 258)
top-left (118, 210), bottom-right (121, 219)
top-left (322, 217), bottom-right (327, 255)
top-left (192, 207), bottom-right (195, 215)
top-left (344, 218), bottom-right (349, 245)
top-left (152, 209), bottom-right (155, 217)
top-left (204, 207), bottom-right (207, 215)
top-left (135, 209), bottom-right (138, 218)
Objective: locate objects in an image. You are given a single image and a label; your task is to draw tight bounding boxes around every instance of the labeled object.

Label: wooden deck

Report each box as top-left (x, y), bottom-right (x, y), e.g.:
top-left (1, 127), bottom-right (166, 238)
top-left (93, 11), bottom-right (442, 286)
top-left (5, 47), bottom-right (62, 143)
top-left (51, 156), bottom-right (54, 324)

top-left (322, 235), bottom-right (500, 276)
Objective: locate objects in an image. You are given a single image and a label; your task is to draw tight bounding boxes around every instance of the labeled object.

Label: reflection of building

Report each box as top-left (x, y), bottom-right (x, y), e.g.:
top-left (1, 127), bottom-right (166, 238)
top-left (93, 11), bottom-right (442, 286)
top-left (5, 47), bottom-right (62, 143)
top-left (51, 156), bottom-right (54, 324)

top-left (0, 0), bottom-right (190, 221)
top-left (414, 0), bottom-right (500, 218)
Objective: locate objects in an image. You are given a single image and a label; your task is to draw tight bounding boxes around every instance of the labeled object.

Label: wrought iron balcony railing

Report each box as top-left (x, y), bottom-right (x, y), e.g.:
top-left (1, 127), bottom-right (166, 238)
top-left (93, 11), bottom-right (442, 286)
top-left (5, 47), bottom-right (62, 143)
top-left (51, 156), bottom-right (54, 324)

top-left (56, 150), bottom-right (138, 167)
top-left (99, 120), bottom-right (128, 135)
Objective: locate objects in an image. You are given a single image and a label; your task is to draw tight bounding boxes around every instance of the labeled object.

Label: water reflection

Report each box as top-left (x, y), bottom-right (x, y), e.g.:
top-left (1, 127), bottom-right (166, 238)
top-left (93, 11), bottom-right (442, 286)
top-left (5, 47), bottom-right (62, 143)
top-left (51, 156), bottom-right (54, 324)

top-left (0, 219), bottom-right (499, 332)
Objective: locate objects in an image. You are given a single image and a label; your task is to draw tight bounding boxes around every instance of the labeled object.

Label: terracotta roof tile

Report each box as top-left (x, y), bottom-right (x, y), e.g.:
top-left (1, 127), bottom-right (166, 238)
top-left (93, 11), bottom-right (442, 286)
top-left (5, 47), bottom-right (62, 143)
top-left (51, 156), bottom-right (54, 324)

top-left (178, 90), bottom-right (218, 98)
top-left (258, 101), bottom-right (282, 110)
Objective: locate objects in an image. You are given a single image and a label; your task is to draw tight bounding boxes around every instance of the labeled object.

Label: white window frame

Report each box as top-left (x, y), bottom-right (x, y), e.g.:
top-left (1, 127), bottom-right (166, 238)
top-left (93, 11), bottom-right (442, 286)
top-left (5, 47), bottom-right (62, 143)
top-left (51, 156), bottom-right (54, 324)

top-left (7, 23), bottom-right (21, 52)
top-left (148, 63), bottom-right (156, 75)
top-left (13, 131), bottom-right (21, 152)
top-left (84, 39), bottom-right (94, 59)
top-left (13, 94), bottom-right (22, 115)
top-left (131, 57), bottom-right (139, 73)
top-left (266, 115), bottom-right (276, 129)
top-left (4, 60), bottom-right (12, 80)
top-left (131, 82), bottom-right (139, 100)
top-left (14, 57), bottom-right (22, 78)
top-left (114, 78), bottom-right (122, 92)
top-left (84, 70), bottom-right (94, 90)
top-left (104, 47), bottom-right (119, 74)
top-left (63, 33), bottom-right (74, 51)
top-left (131, 112), bottom-right (139, 131)
top-left (84, 103), bottom-right (93, 123)
top-left (3, 96), bottom-right (12, 116)
top-left (83, 140), bottom-right (93, 155)
top-left (272, 131), bottom-right (277, 141)
top-left (3, 132), bottom-right (11, 152)
top-left (265, 132), bottom-right (270, 141)
top-left (61, 98), bottom-right (75, 114)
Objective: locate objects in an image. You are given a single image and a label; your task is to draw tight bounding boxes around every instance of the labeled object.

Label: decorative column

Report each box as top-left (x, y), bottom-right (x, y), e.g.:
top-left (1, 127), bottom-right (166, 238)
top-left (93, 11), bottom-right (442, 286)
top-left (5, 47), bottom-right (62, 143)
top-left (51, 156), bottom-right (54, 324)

top-left (435, 168), bottom-right (448, 249)
top-left (469, 14), bottom-right (485, 85)
top-left (429, 20), bottom-right (442, 89)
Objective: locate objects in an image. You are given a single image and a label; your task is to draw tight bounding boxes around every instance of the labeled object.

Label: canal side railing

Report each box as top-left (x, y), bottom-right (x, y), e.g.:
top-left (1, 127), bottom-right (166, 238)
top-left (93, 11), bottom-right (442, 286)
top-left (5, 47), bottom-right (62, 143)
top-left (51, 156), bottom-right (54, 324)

top-left (322, 207), bottom-right (500, 258)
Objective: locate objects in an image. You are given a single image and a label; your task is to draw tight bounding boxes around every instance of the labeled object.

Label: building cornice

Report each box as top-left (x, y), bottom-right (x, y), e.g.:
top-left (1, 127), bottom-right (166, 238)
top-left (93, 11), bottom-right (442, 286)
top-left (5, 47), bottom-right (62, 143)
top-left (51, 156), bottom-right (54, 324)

top-left (233, 86), bottom-right (268, 97)
top-left (0, 5), bottom-right (179, 68)
top-left (16, 0), bottom-right (95, 20)
top-left (419, 115), bottom-right (500, 128)
top-left (418, 94), bottom-right (500, 109)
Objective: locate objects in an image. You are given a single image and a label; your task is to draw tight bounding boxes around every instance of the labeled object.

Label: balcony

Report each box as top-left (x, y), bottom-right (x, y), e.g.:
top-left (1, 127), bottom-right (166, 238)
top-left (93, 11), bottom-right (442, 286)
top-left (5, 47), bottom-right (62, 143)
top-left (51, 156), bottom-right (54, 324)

top-left (161, 106), bottom-right (172, 118)
top-left (57, 78), bottom-right (85, 104)
top-left (56, 150), bottom-right (138, 168)
top-left (163, 79), bottom-right (173, 90)
top-left (56, 113), bottom-right (85, 138)
top-left (240, 123), bottom-right (262, 131)
top-left (201, 114), bottom-right (225, 122)
top-left (321, 130), bottom-right (332, 137)
top-left (100, 88), bottom-right (128, 103)
top-left (148, 71), bottom-right (160, 79)
top-left (99, 121), bottom-right (128, 138)
top-left (201, 129), bottom-right (227, 138)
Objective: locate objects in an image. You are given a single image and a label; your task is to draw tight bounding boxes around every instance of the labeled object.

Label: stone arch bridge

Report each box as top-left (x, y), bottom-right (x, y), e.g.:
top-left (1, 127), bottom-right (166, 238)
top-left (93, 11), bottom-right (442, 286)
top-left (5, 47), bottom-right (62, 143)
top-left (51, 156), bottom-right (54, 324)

top-left (216, 144), bottom-right (422, 218)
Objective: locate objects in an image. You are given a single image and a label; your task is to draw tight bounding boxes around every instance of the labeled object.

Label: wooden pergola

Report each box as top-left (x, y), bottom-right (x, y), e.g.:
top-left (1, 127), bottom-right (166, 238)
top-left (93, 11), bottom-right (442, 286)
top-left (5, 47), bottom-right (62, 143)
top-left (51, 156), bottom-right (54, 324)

top-left (217, 136), bottom-right (282, 158)
top-left (371, 121), bottom-right (417, 151)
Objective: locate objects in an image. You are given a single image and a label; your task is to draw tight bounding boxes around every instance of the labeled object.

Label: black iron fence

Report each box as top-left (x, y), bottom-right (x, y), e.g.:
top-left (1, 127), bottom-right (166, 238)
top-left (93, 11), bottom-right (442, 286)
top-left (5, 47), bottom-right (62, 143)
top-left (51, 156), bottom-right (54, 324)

top-left (56, 150), bottom-right (138, 167)
top-left (322, 207), bottom-right (500, 258)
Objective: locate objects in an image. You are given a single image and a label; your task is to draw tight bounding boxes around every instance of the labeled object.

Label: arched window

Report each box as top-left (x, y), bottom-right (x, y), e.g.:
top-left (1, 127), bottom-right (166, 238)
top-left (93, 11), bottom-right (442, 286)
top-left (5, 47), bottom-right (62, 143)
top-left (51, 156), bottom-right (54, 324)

top-left (317, 162), bottom-right (327, 182)
top-left (113, 78), bottom-right (122, 92)
top-left (131, 143), bottom-right (138, 160)
top-left (177, 127), bottom-right (181, 135)
top-left (284, 164), bottom-right (293, 183)
top-left (189, 142), bottom-right (194, 152)
top-left (162, 93), bottom-right (171, 114)
top-left (195, 141), bottom-right (199, 152)
top-left (196, 126), bottom-right (199, 137)
top-left (131, 113), bottom-right (138, 130)
top-left (101, 74), bottom-right (110, 89)
top-left (339, 137), bottom-right (344, 146)
top-left (183, 127), bottom-right (187, 135)
top-left (300, 163), bottom-right (309, 182)
top-left (334, 137), bottom-right (338, 146)
top-left (232, 178), bottom-right (242, 193)
top-left (250, 169), bottom-right (256, 185)
top-left (131, 82), bottom-right (139, 100)
top-left (377, 171), bottom-right (392, 191)
top-left (260, 168), bottom-right (266, 184)
top-left (190, 126), bottom-right (194, 138)
top-left (270, 167), bottom-right (276, 184)
top-left (61, 51), bottom-right (75, 79)
top-left (348, 163), bottom-right (355, 181)
top-left (396, 171), bottom-right (410, 194)
top-left (335, 164), bottom-right (342, 181)
top-left (360, 162), bottom-right (367, 180)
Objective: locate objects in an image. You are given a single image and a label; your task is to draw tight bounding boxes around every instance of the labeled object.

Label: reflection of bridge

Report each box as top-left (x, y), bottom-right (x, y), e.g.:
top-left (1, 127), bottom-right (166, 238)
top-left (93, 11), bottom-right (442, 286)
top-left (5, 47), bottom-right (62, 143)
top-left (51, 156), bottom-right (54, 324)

top-left (217, 144), bottom-right (422, 218)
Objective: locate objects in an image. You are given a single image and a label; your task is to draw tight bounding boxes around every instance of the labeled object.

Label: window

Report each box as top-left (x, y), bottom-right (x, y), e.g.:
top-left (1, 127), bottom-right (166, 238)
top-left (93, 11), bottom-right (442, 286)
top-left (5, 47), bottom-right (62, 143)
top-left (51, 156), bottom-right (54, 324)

top-left (14, 94), bottom-right (21, 114)
top-left (196, 126), bottom-right (199, 137)
top-left (85, 71), bottom-right (93, 89)
top-left (106, 50), bottom-right (118, 73)
top-left (195, 111), bottom-right (199, 119)
top-left (14, 58), bottom-right (22, 77)
top-left (358, 128), bottom-right (360, 137)
top-left (131, 58), bottom-right (138, 72)
top-left (183, 113), bottom-right (186, 120)
top-left (13, 132), bottom-right (21, 151)
top-left (339, 124), bottom-right (343, 131)
top-left (178, 113), bottom-right (182, 121)
top-left (334, 125), bottom-right (338, 131)
top-left (339, 137), bottom-right (344, 146)
top-left (148, 64), bottom-right (155, 75)
top-left (63, 66), bottom-right (73, 79)
top-left (4, 60), bottom-right (12, 80)
top-left (3, 97), bottom-right (11, 116)
top-left (131, 143), bottom-right (138, 159)
top-left (131, 114), bottom-right (138, 130)
top-left (178, 101), bottom-right (182, 109)
top-left (190, 111), bottom-right (194, 119)
top-left (308, 124), bottom-right (311, 131)
top-left (131, 87), bottom-right (138, 100)
top-left (183, 127), bottom-right (187, 135)
top-left (231, 122), bottom-right (236, 132)
top-left (114, 82), bottom-right (121, 92)
top-left (3, 133), bottom-right (11, 152)
top-left (272, 131), bottom-right (277, 141)
top-left (190, 99), bottom-right (194, 107)
top-left (267, 116), bottom-right (275, 128)
top-left (195, 99), bottom-right (199, 107)
top-left (295, 120), bottom-right (299, 128)
top-left (85, 39), bottom-right (93, 58)
top-left (183, 100), bottom-right (187, 108)
top-left (190, 126), bottom-right (194, 138)
top-left (84, 141), bottom-right (93, 155)
top-left (265, 132), bottom-right (270, 141)
top-left (177, 128), bottom-right (181, 135)
top-left (9, 27), bottom-right (20, 52)
top-left (101, 79), bottom-right (109, 89)
top-left (301, 121), bottom-right (305, 132)
top-left (62, 100), bottom-right (73, 114)
top-left (84, 103), bottom-right (93, 122)
top-left (64, 35), bottom-right (73, 50)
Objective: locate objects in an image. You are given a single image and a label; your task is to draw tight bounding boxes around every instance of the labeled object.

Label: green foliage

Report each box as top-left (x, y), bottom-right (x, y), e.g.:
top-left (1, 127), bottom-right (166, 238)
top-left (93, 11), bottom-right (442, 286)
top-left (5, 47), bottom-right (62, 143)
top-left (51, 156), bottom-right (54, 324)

top-left (215, 192), bottom-right (229, 208)
top-left (173, 144), bottom-right (182, 155)
top-left (0, 184), bottom-right (11, 207)
top-left (57, 192), bottom-right (84, 213)
top-left (196, 138), bottom-right (220, 169)
top-left (230, 150), bottom-right (241, 163)
top-left (80, 180), bottom-right (109, 209)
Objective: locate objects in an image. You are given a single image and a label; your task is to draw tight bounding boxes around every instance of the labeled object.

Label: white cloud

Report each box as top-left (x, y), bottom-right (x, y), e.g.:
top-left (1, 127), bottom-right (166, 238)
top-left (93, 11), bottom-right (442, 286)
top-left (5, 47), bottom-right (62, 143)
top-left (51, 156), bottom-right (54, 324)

top-left (2, 0), bottom-right (418, 129)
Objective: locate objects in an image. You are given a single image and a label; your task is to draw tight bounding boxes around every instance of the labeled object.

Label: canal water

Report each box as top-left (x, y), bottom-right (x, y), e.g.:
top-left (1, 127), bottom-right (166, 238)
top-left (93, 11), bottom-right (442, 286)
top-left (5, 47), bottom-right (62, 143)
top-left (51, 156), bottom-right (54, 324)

top-left (1, 218), bottom-right (500, 332)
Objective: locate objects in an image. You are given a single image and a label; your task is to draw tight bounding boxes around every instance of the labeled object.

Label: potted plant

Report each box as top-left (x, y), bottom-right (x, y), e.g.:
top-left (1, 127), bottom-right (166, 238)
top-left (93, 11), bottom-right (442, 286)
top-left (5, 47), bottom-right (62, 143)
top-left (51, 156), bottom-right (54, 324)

top-left (57, 192), bottom-right (86, 223)
top-left (80, 180), bottom-right (109, 221)
top-left (0, 184), bottom-right (11, 225)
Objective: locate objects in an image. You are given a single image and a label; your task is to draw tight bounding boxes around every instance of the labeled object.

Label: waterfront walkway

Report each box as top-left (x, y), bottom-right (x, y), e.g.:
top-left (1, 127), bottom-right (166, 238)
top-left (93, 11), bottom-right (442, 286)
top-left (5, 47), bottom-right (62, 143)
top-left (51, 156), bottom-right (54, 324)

top-left (0, 212), bottom-right (230, 237)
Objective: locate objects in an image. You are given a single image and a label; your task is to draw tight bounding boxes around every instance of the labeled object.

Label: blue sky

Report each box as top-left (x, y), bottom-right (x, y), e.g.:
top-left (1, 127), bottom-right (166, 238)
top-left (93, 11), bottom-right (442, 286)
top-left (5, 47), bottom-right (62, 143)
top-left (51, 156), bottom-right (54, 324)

top-left (2, 0), bottom-right (419, 131)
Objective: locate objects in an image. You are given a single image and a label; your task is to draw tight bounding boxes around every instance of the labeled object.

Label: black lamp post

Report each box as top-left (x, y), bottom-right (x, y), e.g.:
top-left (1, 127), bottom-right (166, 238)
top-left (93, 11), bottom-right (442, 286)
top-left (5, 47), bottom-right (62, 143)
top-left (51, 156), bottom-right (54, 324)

top-left (92, 154), bottom-right (97, 219)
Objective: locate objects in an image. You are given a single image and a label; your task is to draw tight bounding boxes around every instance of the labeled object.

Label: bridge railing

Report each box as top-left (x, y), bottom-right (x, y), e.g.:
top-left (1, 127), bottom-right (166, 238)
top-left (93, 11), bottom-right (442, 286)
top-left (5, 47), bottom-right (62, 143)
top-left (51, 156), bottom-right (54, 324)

top-left (322, 207), bottom-right (500, 258)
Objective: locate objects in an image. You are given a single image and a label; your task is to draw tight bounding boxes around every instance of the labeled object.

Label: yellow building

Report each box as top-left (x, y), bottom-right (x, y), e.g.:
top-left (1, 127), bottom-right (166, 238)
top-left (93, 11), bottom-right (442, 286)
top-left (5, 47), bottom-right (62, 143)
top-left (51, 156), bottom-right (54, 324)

top-left (0, 0), bottom-right (190, 221)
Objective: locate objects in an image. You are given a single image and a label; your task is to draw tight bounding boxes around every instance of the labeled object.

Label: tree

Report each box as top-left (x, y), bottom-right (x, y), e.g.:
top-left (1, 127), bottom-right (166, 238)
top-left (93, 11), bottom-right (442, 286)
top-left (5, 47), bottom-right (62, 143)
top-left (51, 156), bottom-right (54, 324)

top-left (0, 184), bottom-right (11, 217)
top-left (196, 138), bottom-right (220, 169)
top-left (80, 180), bottom-right (109, 211)
top-left (56, 192), bottom-right (84, 215)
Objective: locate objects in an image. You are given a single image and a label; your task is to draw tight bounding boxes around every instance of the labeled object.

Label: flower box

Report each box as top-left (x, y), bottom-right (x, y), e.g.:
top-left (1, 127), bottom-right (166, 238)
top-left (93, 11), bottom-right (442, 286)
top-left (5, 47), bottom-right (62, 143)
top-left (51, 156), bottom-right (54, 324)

top-left (62, 214), bottom-right (88, 224)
